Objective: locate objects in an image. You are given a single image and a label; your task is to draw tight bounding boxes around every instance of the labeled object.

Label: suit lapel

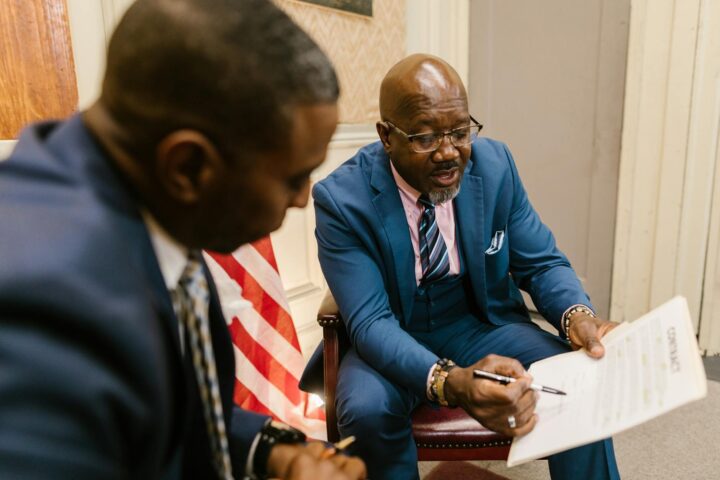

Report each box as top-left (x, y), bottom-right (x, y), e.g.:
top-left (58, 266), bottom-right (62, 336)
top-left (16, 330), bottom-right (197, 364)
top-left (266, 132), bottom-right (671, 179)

top-left (455, 158), bottom-right (488, 315)
top-left (369, 154), bottom-right (416, 324)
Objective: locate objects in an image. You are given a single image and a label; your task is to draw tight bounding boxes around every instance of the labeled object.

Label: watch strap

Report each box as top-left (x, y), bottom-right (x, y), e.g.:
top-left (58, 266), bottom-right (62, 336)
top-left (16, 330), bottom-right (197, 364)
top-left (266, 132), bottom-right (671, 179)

top-left (252, 420), bottom-right (306, 479)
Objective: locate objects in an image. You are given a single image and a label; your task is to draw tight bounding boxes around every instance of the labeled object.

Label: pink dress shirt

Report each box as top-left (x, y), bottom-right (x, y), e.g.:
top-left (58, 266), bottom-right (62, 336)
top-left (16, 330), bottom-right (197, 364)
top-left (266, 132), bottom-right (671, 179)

top-left (390, 163), bottom-right (460, 285)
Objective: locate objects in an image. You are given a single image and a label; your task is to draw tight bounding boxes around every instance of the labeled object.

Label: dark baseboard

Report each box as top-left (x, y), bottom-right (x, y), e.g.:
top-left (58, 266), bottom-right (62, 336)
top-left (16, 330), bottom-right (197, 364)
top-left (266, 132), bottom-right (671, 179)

top-left (704, 355), bottom-right (720, 382)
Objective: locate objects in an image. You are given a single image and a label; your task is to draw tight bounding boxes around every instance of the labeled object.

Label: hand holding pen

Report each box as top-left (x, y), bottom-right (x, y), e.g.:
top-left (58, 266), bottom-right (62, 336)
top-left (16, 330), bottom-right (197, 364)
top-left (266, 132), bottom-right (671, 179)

top-left (473, 369), bottom-right (566, 395)
top-left (441, 354), bottom-right (541, 436)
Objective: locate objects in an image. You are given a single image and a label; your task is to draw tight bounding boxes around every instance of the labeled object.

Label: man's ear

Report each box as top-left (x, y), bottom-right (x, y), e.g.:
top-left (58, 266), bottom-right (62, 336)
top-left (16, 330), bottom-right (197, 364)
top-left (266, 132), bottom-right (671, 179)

top-left (155, 130), bottom-right (223, 204)
top-left (376, 121), bottom-right (392, 152)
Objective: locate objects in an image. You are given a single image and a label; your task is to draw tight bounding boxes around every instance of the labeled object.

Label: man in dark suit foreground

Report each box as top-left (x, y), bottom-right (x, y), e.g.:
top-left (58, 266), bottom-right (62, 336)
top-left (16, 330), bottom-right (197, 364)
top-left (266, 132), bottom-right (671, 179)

top-left (301, 54), bottom-right (620, 479)
top-left (0, 0), bottom-right (365, 479)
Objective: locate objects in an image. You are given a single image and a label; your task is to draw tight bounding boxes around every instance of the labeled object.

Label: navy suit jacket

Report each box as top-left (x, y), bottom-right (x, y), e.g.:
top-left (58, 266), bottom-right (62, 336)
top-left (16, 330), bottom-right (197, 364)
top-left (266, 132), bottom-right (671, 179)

top-left (302, 139), bottom-right (591, 397)
top-left (0, 116), bottom-right (267, 479)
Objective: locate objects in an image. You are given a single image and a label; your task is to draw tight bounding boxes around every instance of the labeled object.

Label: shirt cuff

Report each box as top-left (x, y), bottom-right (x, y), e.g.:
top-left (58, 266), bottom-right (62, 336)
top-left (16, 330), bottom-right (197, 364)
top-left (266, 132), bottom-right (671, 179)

top-left (244, 418), bottom-right (272, 479)
top-left (425, 362), bottom-right (437, 401)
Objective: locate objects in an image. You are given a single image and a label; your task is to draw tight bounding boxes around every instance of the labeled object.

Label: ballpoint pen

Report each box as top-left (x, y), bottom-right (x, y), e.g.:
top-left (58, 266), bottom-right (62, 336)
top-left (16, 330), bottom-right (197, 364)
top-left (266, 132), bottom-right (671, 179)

top-left (320, 435), bottom-right (357, 459)
top-left (473, 369), bottom-right (566, 395)
top-left (333, 436), bottom-right (356, 451)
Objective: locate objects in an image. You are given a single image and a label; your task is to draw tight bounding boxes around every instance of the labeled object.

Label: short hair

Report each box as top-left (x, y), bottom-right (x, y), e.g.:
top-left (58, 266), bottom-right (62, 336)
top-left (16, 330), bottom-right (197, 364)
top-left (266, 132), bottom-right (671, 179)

top-left (102, 0), bottom-right (338, 156)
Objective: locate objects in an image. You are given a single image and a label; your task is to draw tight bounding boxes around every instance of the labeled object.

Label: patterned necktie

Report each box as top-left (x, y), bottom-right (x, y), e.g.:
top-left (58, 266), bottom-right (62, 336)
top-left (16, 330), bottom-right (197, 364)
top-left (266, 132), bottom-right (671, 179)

top-left (175, 251), bottom-right (234, 480)
top-left (418, 194), bottom-right (451, 284)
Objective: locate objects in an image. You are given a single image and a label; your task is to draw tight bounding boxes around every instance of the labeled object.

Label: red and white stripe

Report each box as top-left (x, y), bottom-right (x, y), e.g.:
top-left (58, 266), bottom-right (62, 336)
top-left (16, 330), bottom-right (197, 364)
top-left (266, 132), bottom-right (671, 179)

top-left (204, 237), bottom-right (326, 440)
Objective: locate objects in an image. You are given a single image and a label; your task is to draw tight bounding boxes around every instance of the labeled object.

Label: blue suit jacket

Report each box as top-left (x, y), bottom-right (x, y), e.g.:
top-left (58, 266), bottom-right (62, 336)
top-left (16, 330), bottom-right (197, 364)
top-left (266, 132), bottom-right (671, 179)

top-left (0, 116), bottom-right (267, 479)
top-left (302, 139), bottom-right (590, 397)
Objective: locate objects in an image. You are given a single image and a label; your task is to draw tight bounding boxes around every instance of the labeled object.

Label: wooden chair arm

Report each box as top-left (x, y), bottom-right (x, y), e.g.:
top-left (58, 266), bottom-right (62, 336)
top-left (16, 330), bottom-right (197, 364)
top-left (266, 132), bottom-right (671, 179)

top-left (317, 292), bottom-right (342, 442)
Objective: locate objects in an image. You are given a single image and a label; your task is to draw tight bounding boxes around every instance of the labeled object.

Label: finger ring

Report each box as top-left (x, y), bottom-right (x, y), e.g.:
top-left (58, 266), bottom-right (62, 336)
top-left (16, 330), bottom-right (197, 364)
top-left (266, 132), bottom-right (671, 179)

top-left (507, 415), bottom-right (517, 428)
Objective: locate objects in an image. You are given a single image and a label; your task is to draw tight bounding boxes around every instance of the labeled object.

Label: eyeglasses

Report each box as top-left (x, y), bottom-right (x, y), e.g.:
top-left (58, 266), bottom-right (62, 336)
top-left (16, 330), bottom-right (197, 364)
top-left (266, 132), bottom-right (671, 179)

top-left (384, 116), bottom-right (483, 153)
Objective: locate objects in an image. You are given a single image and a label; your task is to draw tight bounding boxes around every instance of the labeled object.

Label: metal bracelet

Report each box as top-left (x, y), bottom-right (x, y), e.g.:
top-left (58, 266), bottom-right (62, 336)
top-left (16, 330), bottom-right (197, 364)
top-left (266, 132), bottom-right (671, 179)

top-left (431, 359), bottom-right (457, 407)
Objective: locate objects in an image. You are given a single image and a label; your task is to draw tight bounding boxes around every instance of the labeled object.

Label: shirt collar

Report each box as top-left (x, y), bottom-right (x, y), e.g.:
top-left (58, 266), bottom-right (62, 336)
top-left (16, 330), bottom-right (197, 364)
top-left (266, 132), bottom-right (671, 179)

top-left (142, 211), bottom-right (188, 291)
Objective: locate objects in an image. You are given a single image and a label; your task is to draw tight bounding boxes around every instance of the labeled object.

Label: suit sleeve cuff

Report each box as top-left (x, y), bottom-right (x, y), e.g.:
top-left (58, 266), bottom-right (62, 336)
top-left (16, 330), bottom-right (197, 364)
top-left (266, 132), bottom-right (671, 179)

top-left (230, 407), bottom-right (270, 476)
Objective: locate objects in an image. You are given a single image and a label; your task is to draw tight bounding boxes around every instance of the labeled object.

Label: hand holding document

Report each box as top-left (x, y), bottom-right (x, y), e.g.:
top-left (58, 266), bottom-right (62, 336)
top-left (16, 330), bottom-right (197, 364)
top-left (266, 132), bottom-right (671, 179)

top-left (507, 296), bottom-right (707, 466)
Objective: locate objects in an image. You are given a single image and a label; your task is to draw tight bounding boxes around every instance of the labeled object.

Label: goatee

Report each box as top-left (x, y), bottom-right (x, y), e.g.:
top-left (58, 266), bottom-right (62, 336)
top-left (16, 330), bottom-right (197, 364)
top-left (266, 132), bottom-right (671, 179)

top-left (429, 185), bottom-right (460, 205)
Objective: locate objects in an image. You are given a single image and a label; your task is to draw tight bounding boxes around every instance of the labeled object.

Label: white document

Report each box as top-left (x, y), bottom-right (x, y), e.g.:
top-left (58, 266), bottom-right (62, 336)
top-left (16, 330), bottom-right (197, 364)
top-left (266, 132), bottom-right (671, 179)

top-left (507, 296), bottom-right (707, 467)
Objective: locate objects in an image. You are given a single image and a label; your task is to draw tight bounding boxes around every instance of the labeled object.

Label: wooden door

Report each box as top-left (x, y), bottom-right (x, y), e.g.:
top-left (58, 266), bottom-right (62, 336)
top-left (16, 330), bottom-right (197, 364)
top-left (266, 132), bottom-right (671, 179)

top-left (0, 0), bottom-right (78, 140)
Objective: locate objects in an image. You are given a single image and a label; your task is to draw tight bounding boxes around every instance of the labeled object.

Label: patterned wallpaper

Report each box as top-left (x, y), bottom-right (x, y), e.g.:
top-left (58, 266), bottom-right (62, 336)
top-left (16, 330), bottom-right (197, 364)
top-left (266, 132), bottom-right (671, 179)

top-left (276, 0), bottom-right (406, 124)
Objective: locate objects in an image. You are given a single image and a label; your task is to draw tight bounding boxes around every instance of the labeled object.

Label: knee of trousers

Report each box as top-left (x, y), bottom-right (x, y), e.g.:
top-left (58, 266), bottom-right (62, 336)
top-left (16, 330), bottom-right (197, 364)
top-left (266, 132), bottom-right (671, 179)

top-left (336, 391), bottom-right (413, 439)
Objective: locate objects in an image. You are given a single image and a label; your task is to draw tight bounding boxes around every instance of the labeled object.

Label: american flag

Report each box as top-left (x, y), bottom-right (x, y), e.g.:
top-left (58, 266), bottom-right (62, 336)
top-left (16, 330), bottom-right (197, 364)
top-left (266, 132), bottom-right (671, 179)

top-left (204, 237), bottom-right (326, 439)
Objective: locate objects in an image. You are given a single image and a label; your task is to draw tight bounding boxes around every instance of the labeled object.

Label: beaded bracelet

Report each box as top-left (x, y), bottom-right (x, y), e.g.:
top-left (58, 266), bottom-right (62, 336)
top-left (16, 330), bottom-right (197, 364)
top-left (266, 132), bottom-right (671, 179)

top-left (562, 304), bottom-right (596, 340)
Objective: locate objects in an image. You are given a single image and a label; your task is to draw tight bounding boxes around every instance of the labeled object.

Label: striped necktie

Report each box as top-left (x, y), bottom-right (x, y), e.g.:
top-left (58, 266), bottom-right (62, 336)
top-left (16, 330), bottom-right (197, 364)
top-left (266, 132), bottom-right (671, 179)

top-left (418, 195), bottom-right (451, 285)
top-left (175, 251), bottom-right (234, 480)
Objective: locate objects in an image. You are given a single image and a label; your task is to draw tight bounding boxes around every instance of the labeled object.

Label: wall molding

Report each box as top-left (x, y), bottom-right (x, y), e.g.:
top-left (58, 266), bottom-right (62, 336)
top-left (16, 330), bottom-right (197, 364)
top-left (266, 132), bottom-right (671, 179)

top-left (695, 0), bottom-right (720, 354)
top-left (406, 0), bottom-right (470, 86)
top-left (281, 124), bottom-right (377, 300)
top-left (273, 124), bottom-right (379, 357)
top-left (331, 124), bottom-right (378, 147)
top-left (65, 0), bottom-right (134, 109)
top-left (612, 0), bottom-right (700, 322)
top-left (612, 0), bottom-right (720, 353)
top-left (65, 0), bottom-right (106, 109)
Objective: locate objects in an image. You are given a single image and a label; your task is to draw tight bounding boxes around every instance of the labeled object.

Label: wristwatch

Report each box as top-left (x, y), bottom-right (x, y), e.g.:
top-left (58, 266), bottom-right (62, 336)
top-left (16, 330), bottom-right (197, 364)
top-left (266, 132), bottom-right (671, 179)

top-left (431, 358), bottom-right (458, 407)
top-left (253, 420), bottom-right (307, 479)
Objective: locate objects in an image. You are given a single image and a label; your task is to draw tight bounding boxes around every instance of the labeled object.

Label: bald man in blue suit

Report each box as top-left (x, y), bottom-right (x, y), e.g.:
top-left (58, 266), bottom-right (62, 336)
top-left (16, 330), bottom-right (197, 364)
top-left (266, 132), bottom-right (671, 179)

top-left (301, 54), bottom-right (621, 479)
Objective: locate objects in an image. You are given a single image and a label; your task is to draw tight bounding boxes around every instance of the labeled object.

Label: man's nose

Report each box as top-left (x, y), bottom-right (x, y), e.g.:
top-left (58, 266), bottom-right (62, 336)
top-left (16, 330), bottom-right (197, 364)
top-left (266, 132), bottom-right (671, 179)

top-left (433, 134), bottom-right (460, 161)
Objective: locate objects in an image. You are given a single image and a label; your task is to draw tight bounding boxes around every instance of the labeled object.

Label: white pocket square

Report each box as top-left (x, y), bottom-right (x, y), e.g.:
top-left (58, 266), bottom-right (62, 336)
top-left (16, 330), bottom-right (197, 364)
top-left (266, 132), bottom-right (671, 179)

top-left (485, 229), bottom-right (505, 255)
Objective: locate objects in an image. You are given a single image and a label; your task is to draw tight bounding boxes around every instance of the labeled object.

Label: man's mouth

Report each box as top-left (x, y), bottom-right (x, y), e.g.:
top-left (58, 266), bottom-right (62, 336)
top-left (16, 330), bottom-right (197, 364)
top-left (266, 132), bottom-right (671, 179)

top-left (430, 167), bottom-right (459, 187)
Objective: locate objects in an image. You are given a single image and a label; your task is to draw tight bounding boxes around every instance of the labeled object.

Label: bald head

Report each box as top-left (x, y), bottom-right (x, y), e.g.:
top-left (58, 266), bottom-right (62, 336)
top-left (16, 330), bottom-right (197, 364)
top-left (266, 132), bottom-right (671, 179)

top-left (379, 54), bottom-right (467, 122)
top-left (100, 0), bottom-right (338, 158)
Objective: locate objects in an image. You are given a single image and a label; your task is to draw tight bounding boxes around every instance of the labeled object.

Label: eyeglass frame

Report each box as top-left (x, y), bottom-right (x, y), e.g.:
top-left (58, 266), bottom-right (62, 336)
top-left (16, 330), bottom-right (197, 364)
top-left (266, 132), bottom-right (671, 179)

top-left (382, 115), bottom-right (484, 153)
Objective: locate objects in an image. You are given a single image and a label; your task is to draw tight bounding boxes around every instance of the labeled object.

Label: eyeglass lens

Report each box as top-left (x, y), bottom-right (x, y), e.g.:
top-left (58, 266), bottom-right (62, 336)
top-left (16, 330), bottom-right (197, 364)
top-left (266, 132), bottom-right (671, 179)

top-left (411, 125), bottom-right (480, 153)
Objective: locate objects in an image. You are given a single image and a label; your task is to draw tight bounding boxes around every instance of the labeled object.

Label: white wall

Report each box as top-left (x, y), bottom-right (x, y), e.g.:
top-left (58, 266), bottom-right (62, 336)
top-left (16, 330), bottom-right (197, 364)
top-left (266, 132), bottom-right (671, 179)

top-left (467, 0), bottom-right (629, 318)
top-left (405, 0), bottom-right (469, 86)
